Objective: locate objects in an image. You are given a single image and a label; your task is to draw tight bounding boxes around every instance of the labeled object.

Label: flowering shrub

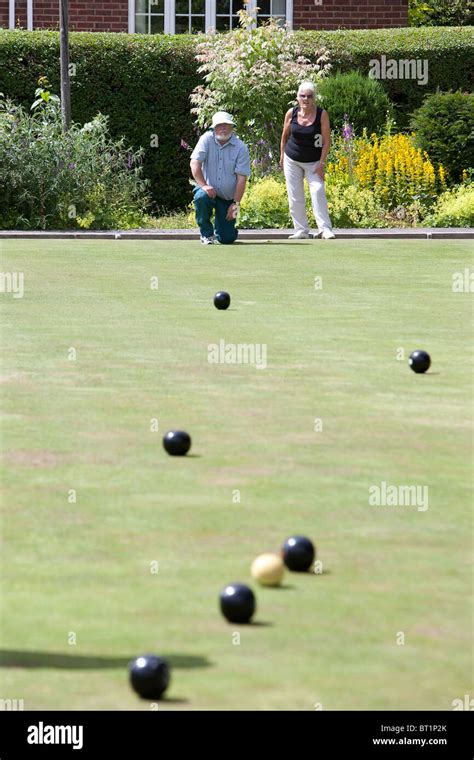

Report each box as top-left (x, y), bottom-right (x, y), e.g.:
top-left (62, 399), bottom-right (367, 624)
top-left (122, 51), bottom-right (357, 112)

top-left (239, 176), bottom-right (292, 228)
top-left (326, 126), bottom-right (447, 219)
top-left (325, 184), bottom-right (388, 228)
top-left (354, 133), bottom-right (446, 210)
top-left (190, 6), bottom-right (331, 175)
top-left (423, 182), bottom-right (474, 227)
top-left (238, 174), bottom-right (389, 229)
top-left (238, 118), bottom-right (454, 229)
top-left (0, 81), bottom-right (150, 230)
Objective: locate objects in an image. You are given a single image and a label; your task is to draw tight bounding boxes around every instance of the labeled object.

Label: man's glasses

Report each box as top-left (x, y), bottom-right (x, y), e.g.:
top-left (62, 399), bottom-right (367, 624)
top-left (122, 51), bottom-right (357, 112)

top-left (299, 94), bottom-right (314, 99)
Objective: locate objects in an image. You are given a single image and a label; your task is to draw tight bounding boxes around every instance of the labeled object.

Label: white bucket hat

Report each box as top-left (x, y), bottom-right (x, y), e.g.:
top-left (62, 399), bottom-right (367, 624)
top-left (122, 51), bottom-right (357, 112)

top-left (211, 111), bottom-right (235, 128)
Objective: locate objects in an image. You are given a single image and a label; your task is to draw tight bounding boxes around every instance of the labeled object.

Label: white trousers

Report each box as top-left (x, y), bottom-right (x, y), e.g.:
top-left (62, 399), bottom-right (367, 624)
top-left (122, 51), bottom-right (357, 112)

top-left (284, 154), bottom-right (333, 234)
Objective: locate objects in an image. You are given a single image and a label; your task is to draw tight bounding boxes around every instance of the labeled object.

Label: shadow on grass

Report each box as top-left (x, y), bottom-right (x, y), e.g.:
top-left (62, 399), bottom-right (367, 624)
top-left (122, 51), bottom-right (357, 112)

top-left (0, 650), bottom-right (211, 670)
top-left (249, 621), bottom-right (273, 627)
top-left (303, 569), bottom-right (331, 577)
top-left (272, 584), bottom-right (296, 590)
top-left (158, 697), bottom-right (189, 704)
top-left (230, 241), bottom-right (315, 246)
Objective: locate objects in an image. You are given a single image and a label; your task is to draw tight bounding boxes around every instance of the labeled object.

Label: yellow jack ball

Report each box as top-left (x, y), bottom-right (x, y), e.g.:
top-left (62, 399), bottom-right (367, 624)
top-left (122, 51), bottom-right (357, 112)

top-left (251, 553), bottom-right (285, 587)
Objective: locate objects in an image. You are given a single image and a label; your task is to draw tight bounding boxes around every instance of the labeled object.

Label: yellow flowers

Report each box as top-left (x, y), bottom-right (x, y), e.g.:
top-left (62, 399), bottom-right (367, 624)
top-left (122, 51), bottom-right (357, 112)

top-left (355, 134), bottom-right (442, 201)
top-left (327, 132), bottom-right (447, 212)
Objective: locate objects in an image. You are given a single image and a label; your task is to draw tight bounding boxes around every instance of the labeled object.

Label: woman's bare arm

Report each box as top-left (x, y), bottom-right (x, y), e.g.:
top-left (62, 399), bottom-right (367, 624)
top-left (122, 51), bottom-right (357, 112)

top-left (280, 109), bottom-right (293, 167)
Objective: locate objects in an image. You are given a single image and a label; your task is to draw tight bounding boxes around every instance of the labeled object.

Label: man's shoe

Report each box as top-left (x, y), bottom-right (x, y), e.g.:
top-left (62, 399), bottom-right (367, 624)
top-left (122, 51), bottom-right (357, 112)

top-left (200, 235), bottom-right (215, 245)
top-left (321, 230), bottom-right (336, 239)
top-left (288, 230), bottom-right (311, 239)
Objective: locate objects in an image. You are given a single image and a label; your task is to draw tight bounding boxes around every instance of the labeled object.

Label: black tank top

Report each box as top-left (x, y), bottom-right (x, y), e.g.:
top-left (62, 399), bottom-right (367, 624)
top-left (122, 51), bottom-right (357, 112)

top-left (285, 106), bottom-right (323, 163)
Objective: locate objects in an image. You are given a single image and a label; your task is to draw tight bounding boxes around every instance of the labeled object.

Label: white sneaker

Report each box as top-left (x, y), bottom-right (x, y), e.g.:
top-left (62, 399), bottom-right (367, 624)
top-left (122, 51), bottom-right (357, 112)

top-left (321, 230), bottom-right (336, 239)
top-left (288, 230), bottom-right (311, 239)
top-left (200, 235), bottom-right (215, 245)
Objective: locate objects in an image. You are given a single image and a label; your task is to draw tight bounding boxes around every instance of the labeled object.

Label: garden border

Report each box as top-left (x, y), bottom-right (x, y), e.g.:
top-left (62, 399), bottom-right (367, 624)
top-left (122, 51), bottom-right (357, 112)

top-left (0, 229), bottom-right (472, 239)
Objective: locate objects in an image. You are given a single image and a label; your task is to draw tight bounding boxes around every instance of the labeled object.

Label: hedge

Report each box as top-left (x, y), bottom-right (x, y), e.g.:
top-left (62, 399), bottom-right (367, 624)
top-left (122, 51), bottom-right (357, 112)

top-left (297, 27), bottom-right (474, 126)
top-left (0, 30), bottom-right (201, 210)
top-left (0, 26), bottom-right (472, 210)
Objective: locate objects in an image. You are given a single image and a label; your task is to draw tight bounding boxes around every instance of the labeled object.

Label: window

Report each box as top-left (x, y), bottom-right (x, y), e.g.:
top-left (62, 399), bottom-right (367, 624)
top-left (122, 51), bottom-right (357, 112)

top-left (215, 0), bottom-right (245, 32)
top-left (175, 0), bottom-right (206, 33)
top-left (256, 0), bottom-right (286, 26)
top-left (135, 0), bottom-right (165, 33)
top-left (132, 0), bottom-right (291, 34)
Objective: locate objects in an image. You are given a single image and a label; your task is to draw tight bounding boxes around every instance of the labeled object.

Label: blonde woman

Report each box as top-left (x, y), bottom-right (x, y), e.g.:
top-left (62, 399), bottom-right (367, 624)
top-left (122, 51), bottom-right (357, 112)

top-left (280, 81), bottom-right (335, 239)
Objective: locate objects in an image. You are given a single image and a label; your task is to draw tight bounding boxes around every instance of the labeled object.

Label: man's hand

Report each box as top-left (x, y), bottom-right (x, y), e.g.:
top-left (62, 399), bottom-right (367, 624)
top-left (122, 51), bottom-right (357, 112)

top-left (203, 185), bottom-right (217, 198)
top-left (314, 161), bottom-right (325, 180)
top-left (226, 202), bottom-right (239, 221)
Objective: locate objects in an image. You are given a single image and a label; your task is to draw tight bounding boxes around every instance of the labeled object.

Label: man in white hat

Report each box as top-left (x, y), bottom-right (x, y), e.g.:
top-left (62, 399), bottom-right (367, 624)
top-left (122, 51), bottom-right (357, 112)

top-left (190, 111), bottom-right (251, 245)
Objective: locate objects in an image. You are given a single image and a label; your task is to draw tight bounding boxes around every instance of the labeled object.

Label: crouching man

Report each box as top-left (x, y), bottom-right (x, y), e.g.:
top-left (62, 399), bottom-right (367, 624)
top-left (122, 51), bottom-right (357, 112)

top-left (190, 112), bottom-right (251, 245)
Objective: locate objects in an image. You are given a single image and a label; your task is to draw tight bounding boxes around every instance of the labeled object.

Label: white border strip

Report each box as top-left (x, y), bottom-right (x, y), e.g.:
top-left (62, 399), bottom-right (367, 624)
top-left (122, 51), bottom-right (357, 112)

top-left (27, 0), bottom-right (33, 30)
top-left (128, 0), bottom-right (135, 33)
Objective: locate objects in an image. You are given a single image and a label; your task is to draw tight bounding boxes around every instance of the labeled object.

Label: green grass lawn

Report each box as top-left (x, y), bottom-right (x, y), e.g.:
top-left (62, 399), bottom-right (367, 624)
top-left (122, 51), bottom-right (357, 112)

top-left (0, 238), bottom-right (472, 711)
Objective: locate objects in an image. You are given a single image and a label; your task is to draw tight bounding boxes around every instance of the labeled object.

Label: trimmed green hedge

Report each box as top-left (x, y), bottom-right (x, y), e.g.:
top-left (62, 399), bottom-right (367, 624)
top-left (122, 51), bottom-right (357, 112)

top-left (411, 91), bottom-right (474, 182)
top-left (0, 30), bottom-right (201, 209)
top-left (0, 27), bottom-right (472, 209)
top-left (297, 27), bottom-right (474, 126)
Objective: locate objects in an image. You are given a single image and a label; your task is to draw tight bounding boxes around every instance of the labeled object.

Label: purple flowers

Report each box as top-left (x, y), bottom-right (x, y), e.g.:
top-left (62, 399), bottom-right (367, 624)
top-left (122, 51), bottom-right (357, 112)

top-left (343, 114), bottom-right (353, 141)
top-left (343, 114), bottom-right (354, 183)
top-left (180, 138), bottom-right (191, 151)
top-left (68, 162), bottom-right (76, 170)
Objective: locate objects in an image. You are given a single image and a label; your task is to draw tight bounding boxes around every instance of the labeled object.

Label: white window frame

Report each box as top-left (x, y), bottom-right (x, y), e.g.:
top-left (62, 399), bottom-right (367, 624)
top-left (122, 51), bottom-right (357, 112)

top-left (8, 0), bottom-right (37, 31)
top-left (164, 0), bottom-right (174, 33)
top-left (247, 0), bottom-right (292, 29)
top-left (9, 0), bottom-right (15, 29)
top-left (212, 0), bottom-right (250, 32)
top-left (128, 0), bottom-right (135, 33)
top-left (128, 0), bottom-right (293, 34)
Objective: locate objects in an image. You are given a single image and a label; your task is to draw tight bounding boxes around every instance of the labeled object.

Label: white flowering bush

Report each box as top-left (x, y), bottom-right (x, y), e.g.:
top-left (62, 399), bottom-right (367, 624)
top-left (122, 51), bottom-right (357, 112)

top-left (190, 7), bottom-right (331, 175)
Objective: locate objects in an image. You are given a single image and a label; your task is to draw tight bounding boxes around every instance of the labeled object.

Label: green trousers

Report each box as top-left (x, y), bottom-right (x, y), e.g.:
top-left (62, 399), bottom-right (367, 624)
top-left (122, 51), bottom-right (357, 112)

top-left (193, 188), bottom-right (238, 244)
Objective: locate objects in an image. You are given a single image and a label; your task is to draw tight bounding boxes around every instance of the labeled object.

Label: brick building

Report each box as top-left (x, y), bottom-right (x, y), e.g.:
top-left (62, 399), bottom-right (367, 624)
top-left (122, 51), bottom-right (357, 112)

top-left (0, 0), bottom-right (408, 34)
